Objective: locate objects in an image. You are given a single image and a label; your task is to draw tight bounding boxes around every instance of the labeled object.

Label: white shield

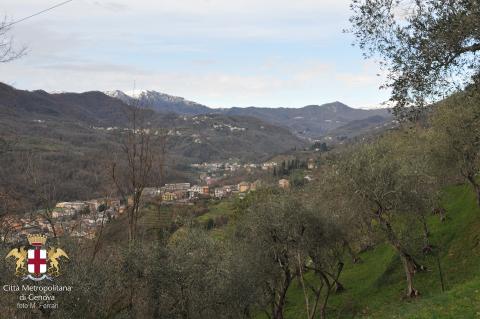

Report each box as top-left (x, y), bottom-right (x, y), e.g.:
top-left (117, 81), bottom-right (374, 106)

top-left (27, 249), bottom-right (47, 275)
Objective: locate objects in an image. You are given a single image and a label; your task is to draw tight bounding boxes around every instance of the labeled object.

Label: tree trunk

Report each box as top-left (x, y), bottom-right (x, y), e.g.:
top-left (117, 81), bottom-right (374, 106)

top-left (435, 251), bottom-right (446, 292)
top-left (318, 272), bottom-right (333, 319)
top-left (46, 215), bottom-right (57, 239)
top-left (474, 183), bottom-right (480, 207)
top-left (420, 214), bottom-right (433, 255)
top-left (398, 250), bottom-right (419, 297)
top-left (376, 212), bottom-right (421, 297)
top-left (91, 207), bottom-right (107, 262)
top-left (333, 262), bottom-right (345, 293)
top-left (297, 253), bottom-right (312, 319)
top-left (467, 175), bottom-right (480, 207)
top-left (344, 240), bottom-right (361, 264)
top-left (273, 270), bottom-right (292, 319)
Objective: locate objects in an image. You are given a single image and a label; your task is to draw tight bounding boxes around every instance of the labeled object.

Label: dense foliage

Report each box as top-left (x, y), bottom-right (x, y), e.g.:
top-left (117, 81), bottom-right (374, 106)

top-left (349, 0), bottom-right (480, 118)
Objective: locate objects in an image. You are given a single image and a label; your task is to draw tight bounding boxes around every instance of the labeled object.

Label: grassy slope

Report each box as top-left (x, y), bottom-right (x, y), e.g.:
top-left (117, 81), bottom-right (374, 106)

top-left (164, 185), bottom-right (480, 318)
top-left (283, 185), bottom-right (480, 318)
top-left (196, 199), bottom-right (237, 239)
top-left (196, 199), bottom-right (235, 224)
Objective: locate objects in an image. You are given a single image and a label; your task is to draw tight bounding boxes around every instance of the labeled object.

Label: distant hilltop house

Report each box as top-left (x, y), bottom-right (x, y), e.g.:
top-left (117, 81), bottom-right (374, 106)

top-left (56, 202), bottom-right (87, 211)
top-left (202, 186), bottom-right (210, 195)
top-left (188, 185), bottom-right (211, 199)
top-left (54, 201), bottom-right (89, 218)
top-left (87, 198), bottom-right (121, 212)
top-left (205, 176), bottom-right (217, 185)
top-left (224, 162), bottom-right (241, 171)
top-left (51, 208), bottom-right (76, 219)
top-left (173, 190), bottom-right (188, 200)
top-left (165, 183), bottom-right (191, 191)
top-left (85, 199), bottom-right (102, 212)
top-left (162, 192), bottom-right (177, 202)
top-left (52, 198), bottom-right (123, 220)
top-left (188, 185), bottom-right (203, 199)
top-left (190, 185), bottom-right (203, 193)
top-left (278, 179), bottom-right (290, 189)
top-left (238, 182), bottom-right (250, 193)
top-left (236, 181), bottom-right (262, 194)
top-left (142, 187), bottom-right (163, 198)
top-left (214, 188), bottom-right (225, 198)
top-left (222, 185), bottom-right (234, 194)
top-left (250, 180), bottom-right (262, 191)
top-left (262, 162), bottom-right (278, 170)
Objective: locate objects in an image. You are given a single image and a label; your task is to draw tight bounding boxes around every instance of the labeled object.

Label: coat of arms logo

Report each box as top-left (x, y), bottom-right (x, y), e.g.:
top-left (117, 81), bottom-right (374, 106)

top-left (5, 234), bottom-right (69, 281)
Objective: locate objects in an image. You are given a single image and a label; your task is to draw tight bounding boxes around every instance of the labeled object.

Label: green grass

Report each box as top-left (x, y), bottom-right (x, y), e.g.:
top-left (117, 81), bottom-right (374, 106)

top-left (196, 199), bottom-right (238, 240)
top-left (282, 184), bottom-right (480, 318)
top-left (139, 204), bottom-right (174, 230)
top-left (196, 199), bottom-right (236, 224)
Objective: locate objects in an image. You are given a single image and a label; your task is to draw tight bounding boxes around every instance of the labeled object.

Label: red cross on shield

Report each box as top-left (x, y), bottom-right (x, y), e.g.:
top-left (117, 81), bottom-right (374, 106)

top-left (27, 248), bottom-right (47, 275)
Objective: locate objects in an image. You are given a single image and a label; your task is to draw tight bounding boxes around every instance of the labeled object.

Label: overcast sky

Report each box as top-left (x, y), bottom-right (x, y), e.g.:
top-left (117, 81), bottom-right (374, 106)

top-left (0, 0), bottom-right (389, 109)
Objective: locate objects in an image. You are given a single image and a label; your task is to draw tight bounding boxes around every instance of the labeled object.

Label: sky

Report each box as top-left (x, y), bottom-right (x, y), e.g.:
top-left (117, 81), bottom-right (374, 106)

top-left (0, 0), bottom-right (390, 109)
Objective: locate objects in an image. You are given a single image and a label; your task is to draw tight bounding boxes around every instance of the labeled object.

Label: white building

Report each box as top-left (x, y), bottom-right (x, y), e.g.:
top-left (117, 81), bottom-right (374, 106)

top-left (52, 209), bottom-right (77, 219)
top-left (165, 183), bottom-right (191, 191)
top-left (188, 185), bottom-right (203, 199)
top-left (56, 202), bottom-right (87, 211)
top-left (214, 188), bottom-right (225, 198)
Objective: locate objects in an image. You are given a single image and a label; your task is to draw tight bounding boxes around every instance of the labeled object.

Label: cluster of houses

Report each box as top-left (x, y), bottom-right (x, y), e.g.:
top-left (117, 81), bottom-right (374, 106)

top-left (2, 158), bottom-right (307, 244)
top-left (191, 161), bottom-right (278, 173)
top-left (143, 180), bottom-right (262, 203)
top-left (2, 198), bottom-right (125, 243)
top-left (2, 179), bottom-right (266, 243)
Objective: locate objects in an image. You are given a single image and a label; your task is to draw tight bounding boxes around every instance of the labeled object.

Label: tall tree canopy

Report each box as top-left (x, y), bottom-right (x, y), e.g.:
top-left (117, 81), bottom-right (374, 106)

top-left (349, 0), bottom-right (480, 118)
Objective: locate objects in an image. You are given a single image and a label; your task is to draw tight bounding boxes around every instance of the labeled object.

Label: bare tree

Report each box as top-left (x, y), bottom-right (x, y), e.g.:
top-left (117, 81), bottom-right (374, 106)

top-left (0, 15), bottom-right (26, 243)
top-left (0, 188), bottom-right (19, 245)
top-left (0, 137), bottom-right (18, 245)
top-left (23, 151), bottom-right (60, 239)
top-left (111, 104), bottom-right (167, 243)
top-left (0, 17), bottom-right (26, 63)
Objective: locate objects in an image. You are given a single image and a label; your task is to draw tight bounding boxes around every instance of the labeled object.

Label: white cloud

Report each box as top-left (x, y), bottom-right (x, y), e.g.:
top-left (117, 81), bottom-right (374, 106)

top-left (0, 54), bottom-right (390, 108)
top-left (0, 0), bottom-right (389, 109)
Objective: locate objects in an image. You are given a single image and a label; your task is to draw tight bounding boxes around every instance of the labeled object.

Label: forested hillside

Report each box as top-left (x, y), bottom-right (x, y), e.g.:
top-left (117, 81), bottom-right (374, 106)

top-left (0, 83), bottom-right (304, 209)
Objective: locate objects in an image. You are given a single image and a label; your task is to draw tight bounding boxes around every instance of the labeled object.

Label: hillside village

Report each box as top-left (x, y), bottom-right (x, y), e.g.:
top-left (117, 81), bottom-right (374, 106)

top-left (1, 159), bottom-right (301, 244)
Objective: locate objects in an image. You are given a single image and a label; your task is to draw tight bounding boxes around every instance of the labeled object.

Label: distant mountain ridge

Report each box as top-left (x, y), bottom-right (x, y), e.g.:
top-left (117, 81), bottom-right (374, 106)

top-left (105, 90), bottom-right (212, 115)
top-left (221, 102), bottom-right (391, 138)
top-left (106, 90), bottom-right (392, 139)
top-left (0, 83), bottom-right (303, 163)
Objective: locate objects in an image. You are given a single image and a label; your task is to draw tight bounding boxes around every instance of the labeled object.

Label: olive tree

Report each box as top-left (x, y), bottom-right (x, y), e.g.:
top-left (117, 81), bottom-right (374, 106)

top-left (338, 134), bottom-right (438, 297)
top-left (148, 228), bottom-right (230, 319)
top-left (233, 192), bottom-right (345, 319)
top-left (349, 0), bottom-right (480, 118)
top-left (429, 90), bottom-right (480, 206)
top-left (295, 212), bottom-right (346, 319)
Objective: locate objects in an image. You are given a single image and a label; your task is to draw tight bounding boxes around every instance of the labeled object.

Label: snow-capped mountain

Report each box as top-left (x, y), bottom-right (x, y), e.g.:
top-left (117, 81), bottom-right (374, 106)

top-left (104, 90), bottom-right (133, 103)
top-left (106, 90), bottom-right (392, 139)
top-left (105, 90), bottom-right (212, 115)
